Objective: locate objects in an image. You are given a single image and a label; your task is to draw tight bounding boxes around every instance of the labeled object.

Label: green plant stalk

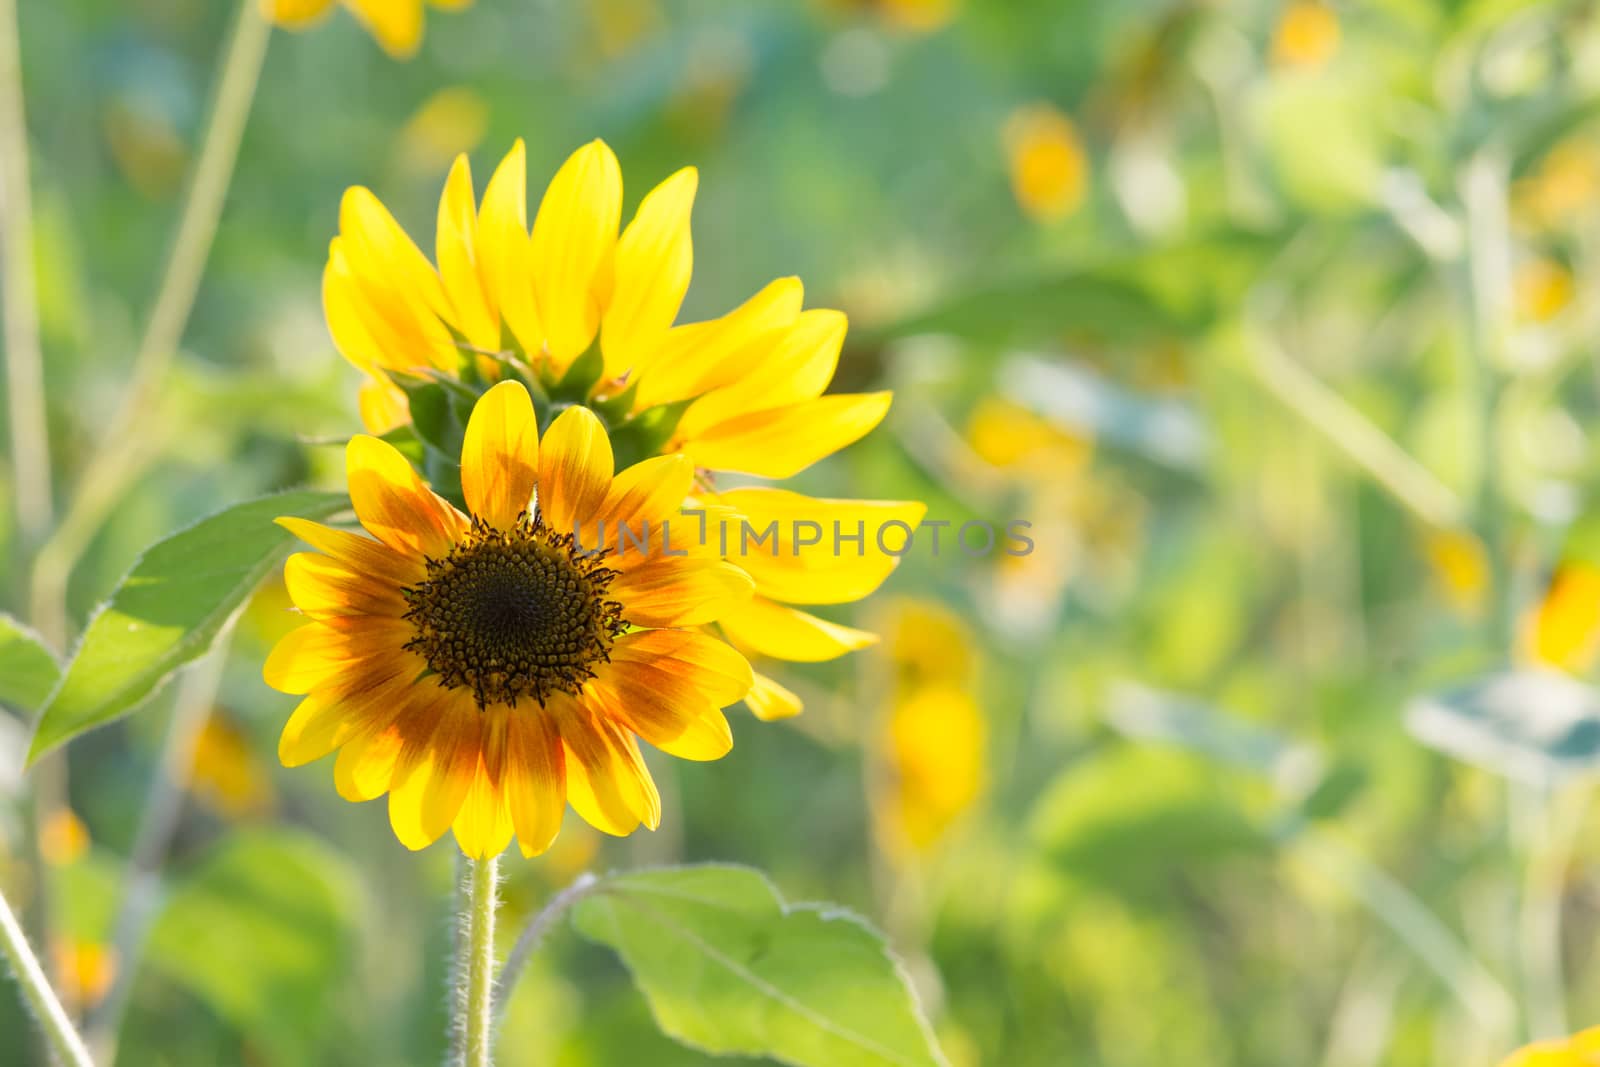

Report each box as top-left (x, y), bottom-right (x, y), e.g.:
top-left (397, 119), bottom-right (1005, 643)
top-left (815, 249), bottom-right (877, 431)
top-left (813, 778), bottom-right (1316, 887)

top-left (1514, 783), bottom-right (1584, 1040)
top-left (0, 0), bottom-right (51, 549)
top-left (461, 855), bottom-right (500, 1067)
top-left (0, 884), bottom-right (93, 1067)
top-left (27, 0), bottom-right (270, 648)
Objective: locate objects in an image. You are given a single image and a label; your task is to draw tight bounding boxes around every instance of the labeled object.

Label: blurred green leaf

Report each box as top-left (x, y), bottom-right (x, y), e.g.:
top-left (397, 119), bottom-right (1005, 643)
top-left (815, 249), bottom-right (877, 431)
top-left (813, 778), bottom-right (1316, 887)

top-left (0, 613), bottom-right (60, 714)
top-left (1406, 670), bottom-right (1600, 783)
top-left (572, 864), bottom-right (947, 1067)
top-left (27, 490), bottom-right (349, 764)
top-left (147, 829), bottom-right (359, 1065)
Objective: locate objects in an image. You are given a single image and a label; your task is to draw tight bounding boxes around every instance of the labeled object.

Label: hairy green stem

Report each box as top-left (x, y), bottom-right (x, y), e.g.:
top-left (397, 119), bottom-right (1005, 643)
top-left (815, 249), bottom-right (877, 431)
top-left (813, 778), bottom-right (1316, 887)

top-left (0, 0), bottom-right (51, 549)
top-left (460, 856), bottom-right (499, 1067)
top-left (27, 0), bottom-right (270, 647)
top-left (0, 884), bottom-right (93, 1067)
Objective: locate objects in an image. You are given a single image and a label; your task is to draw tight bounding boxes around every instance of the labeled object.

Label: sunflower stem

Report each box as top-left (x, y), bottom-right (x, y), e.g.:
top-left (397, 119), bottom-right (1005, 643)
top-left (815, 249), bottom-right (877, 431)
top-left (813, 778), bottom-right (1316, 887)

top-left (27, 0), bottom-right (270, 647)
top-left (0, 0), bottom-right (51, 552)
top-left (0, 882), bottom-right (93, 1067)
top-left (459, 855), bottom-right (499, 1067)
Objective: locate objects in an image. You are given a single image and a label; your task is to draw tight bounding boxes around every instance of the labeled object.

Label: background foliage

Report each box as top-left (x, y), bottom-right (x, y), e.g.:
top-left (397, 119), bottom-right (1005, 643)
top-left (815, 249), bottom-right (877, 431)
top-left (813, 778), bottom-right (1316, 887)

top-left (6, 0), bottom-right (1600, 1064)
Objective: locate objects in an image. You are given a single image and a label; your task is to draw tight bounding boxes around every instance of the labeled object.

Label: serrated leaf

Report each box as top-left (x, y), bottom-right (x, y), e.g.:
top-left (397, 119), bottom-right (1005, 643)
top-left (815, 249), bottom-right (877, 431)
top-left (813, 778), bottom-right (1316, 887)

top-left (573, 864), bottom-right (947, 1067)
top-left (27, 490), bottom-right (349, 764)
top-left (0, 613), bottom-right (60, 713)
top-left (1406, 670), bottom-right (1600, 784)
top-left (146, 829), bottom-right (359, 1065)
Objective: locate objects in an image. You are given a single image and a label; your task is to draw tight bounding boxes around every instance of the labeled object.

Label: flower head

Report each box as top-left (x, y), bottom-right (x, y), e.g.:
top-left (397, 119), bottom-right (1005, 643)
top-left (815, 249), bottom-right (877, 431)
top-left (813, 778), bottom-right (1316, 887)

top-left (262, 0), bottom-right (470, 58)
top-left (1500, 1028), bottom-right (1600, 1067)
top-left (266, 381), bottom-right (755, 858)
top-left (322, 138), bottom-right (922, 718)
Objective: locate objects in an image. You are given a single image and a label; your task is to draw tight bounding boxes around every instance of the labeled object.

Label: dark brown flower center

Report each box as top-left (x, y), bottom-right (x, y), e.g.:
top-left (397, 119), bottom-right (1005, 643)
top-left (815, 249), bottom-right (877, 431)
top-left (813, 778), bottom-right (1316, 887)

top-left (402, 514), bottom-right (626, 709)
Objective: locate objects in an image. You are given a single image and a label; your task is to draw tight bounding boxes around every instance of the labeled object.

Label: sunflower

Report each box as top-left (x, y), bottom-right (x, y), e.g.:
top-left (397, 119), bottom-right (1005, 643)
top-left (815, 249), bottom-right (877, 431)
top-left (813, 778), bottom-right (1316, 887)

top-left (265, 381), bottom-right (755, 858)
top-left (262, 0), bottom-right (469, 58)
top-left (322, 138), bottom-right (922, 721)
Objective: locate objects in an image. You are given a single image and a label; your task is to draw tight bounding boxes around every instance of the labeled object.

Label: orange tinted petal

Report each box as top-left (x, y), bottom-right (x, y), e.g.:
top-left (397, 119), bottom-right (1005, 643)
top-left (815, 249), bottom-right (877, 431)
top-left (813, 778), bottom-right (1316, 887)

top-left (388, 694), bottom-right (480, 849)
top-left (283, 552), bottom-right (407, 619)
top-left (608, 559), bottom-right (753, 627)
top-left (347, 434), bottom-right (466, 557)
top-left (506, 707), bottom-right (566, 856)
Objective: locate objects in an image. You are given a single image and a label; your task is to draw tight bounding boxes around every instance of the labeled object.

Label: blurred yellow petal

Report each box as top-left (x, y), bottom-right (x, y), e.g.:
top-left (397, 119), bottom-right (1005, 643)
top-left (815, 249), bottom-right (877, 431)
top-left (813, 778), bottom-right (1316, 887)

top-left (461, 380), bottom-right (540, 528)
top-left (680, 391), bottom-right (892, 478)
top-left (709, 489), bottom-right (925, 605)
top-left (530, 140), bottom-right (623, 368)
top-left (357, 375), bottom-right (410, 434)
top-left (39, 809), bottom-right (88, 866)
top-left (1272, 2), bottom-right (1340, 70)
top-left (634, 277), bottom-right (804, 408)
top-left (718, 596), bottom-right (877, 663)
top-left (477, 139), bottom-right (544, 354)
top-left (1423, 527), bottom-right (1488, 618)
top-left (745, 670), bottom-right (803, 721)
top-left (1003, 103), bottom-right (1088, 223)
top-left (261, 0), bottom-right (335, 28)
top-left (347, 0), bottom-right (425, 58)
top-left (538, 405), bottom-right (614, 535)
top-left (602, 166), bottom-right (697, 378)
top-left (877, 684), bottom-right (986, 856)
top-left (1523, 562), bottom-right (1600, 673)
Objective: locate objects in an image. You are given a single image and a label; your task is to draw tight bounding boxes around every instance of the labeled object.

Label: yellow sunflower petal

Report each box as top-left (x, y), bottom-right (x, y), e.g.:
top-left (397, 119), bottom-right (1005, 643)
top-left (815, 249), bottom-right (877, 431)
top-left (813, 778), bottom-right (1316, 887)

top-left (746, 670), bottom-right (804, 721)
top-left (561, 706), bottom-right (661, 835)
top-left (275, 517), bottom-right (422, 585)
top-left (537, 405), bottom-right (613, 536)
top-left (601, 166), bottom-right (697, 379)
top-left (338, 187), bottom-right (455, 351)
top-left (435, 155), bottom-right (498, 349)
top-left (277, 670), bottom-right (413, 767)
top-left (710, 489), bottom-right (925, 605)
top-left (633, 276), bottom-right (804, 408)
top-left (283, 552), bottom-right (408, 619)
top-left (529, 140), bottom-right (622, 369)
top-left (333, 723), bottom-right (404, 801)
top-left (388, 697), bottom-right (479, 850)
top-left (347, 434), bottom-right (466, 557)
top-left (672, 309), bottom-right (847, 438)
top-left (261, 0), bottom-right (335, 29)
top-left (589, 678), bottom-right (733, 762)
top-left (506, 707), bottom-right (566, 857)
top-left (263, 617), bottom-right (415, 694)
top-left (324, 239), bottom-right (393, 373)
top-left (594, 454), bottom-right (695, 534)
top-left (681, 391), bottom-right (892, 479)
top-left (609, 629), bottom-right (753, 704)
top-left (608, 559), bottom-right (753, 627)
top-left (461, 380), bottom-right (539, 528)
top-left (346, 0), bottom-right (425, 57)
top-left (477, 139), bottom-right (543, 355)
top-left (453, 750), bottom-right (515, 860)
top-left (357, 375), bottom-right (410, 434)
top-left (717, 596), bottom-right (878, 663)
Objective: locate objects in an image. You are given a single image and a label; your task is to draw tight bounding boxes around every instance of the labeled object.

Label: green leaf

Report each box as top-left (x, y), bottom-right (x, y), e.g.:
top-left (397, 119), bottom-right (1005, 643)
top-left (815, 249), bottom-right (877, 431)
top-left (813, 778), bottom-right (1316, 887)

top-left (146, 829), bottom-right (360, 1065)
top-left (572, 864), bottom-right (947, 1067)
top-left (1406, 670), bottom-right (1600, 784)
top-left (0, 613), bottom-right (60, 714)
top-left (27, 490), bottom-right (349, 764)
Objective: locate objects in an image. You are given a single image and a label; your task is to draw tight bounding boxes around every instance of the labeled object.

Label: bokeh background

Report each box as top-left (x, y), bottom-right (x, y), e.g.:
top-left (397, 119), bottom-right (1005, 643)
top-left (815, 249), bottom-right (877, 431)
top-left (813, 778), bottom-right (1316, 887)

top-left (7, 0), bottom-right (1600, 1064)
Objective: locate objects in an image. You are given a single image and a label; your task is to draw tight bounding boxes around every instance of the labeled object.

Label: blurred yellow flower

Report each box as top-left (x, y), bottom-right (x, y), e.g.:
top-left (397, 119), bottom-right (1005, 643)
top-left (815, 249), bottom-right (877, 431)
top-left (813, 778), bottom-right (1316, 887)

top-left (393, 88), bottom-right (490, 178)
top-left (1272, 2), bottom-right (1340, 70)
top-left (267, 383), bottom-right (755, 857)
top-left (38, 808), bottom-right (88, 867)
top-left (1500, 1027), bottom-right (1600, 1066)
top-left (188, 713), bottom-right (277, 820)
top-left (1003, 104), bottom-right (1089, 224)
top-left (878, 684), bottom-right (986, 855)
top-left (878, 596), bottom-right (974, 691)
top-left (262, 0), bottom-right (470, 58)
top-left (818, 0), bottom-right (957, 33)
top-left (322, 138), bottom-right (921, 719)
top-left (51, 939), bottom-right (116, 1006)
top-left (1422, 527), bottom-right (1488, 618)
top-left (1522, 562), bottom-right (1600, 673)
top-left (1515, 138), bottom-right (1600, 232)
top-left (1515, 256), bottom-right (1575, 323)
top-left (966, 396), bottom-right (1093, 475)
